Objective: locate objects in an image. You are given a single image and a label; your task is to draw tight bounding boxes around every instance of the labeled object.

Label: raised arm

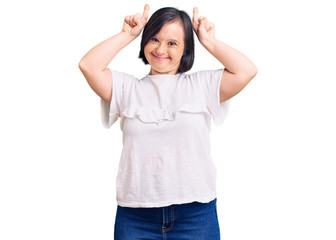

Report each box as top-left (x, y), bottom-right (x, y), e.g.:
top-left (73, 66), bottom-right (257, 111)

top-left (193, 7), bottom-right (257, 102)
top-left (78, 4), bottom-right (149, 103)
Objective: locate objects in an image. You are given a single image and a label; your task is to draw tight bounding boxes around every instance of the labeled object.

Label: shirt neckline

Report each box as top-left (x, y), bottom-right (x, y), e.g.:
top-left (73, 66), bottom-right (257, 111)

top-left (145, 73), bottom-right (182, 80)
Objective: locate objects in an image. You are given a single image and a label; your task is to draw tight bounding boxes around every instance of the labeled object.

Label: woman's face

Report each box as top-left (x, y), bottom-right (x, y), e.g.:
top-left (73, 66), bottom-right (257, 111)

top-left (144, 21), bottom-right (185, 75)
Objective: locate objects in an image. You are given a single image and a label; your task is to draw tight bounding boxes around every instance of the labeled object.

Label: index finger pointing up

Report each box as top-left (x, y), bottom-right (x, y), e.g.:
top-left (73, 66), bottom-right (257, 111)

top-left (193, 7), bottom-right (199, 23)
top-left (142, 4), bottom-right (150, 20)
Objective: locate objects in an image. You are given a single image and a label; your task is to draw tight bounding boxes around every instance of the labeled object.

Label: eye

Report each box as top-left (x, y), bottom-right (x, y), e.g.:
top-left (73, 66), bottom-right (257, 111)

top-left (150, 37), bottom-right (159, 43)
top-left (168, 41), bottom-right (177, 46)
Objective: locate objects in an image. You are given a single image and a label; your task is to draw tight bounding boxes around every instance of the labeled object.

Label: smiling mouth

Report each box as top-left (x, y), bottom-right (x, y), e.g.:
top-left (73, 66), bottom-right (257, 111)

top-left (152, 54), bottom-right (170, 61)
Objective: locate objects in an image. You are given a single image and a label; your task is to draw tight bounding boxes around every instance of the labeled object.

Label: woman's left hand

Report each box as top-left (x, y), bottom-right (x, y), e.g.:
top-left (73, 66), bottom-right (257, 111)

top-left (192, 7), bottom-right (215, 47)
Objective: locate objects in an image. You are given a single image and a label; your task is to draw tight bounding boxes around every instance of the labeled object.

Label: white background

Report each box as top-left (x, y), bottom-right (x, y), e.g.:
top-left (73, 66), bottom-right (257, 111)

top-left (1, 0), bottom-right (335, 239)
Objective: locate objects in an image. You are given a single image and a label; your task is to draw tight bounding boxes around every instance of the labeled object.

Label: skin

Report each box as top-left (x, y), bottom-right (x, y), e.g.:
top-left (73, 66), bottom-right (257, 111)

top-left (144, 21), bottom-right (185, 75)
top-left (79, 4), bottom-right (257, 103)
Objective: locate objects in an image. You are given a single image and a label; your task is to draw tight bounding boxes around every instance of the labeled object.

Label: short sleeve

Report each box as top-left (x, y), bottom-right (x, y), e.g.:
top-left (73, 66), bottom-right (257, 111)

top-left (100, 70), bottom-right (130, 128)
top-left (192, 69), bottom-right (230, 126)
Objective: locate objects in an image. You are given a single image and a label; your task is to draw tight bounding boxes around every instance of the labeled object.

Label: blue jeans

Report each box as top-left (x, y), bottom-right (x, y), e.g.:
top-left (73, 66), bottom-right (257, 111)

top-left (114, 198), bottom-right (220, 240)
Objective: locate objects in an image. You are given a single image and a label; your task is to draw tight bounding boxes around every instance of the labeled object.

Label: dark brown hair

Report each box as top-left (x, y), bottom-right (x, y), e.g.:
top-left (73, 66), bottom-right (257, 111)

top-left (139, 7), bottom-right (195, 73)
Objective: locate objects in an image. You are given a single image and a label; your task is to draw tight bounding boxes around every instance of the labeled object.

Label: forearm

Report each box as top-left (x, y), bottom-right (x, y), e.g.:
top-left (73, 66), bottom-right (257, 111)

top-left (79, 31), bottom-right (136, 71)
top-left (202, 38), bottom-right (257, 76)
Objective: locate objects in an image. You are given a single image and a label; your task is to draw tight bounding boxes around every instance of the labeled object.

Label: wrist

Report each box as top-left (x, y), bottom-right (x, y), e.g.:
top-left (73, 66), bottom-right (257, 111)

top-left (200, 37), bottom-right (216, 53)
top-left (202, 38), bottom-right (216, 52)
top-left (120, 30), bottom-right (138, 41)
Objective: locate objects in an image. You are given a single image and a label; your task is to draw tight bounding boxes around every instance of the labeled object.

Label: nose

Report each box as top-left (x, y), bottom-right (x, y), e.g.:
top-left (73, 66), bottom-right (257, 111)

top-left (155, 42), bottom-right (167, 55)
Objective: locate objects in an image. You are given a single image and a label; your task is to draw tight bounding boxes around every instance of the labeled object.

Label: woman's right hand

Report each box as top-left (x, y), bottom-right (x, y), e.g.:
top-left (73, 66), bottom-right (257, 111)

top-left (123, 4), bottom-right (150, 38)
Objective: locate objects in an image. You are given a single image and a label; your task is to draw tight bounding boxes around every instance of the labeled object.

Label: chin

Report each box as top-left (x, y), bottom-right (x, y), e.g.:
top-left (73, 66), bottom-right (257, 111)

top-left (151, 67), bottom-right (177, 75)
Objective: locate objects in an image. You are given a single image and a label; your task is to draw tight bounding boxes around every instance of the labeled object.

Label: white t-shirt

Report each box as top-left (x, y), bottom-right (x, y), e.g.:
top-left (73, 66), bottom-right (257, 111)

top-left (101, 69), bottom-right (230, 207)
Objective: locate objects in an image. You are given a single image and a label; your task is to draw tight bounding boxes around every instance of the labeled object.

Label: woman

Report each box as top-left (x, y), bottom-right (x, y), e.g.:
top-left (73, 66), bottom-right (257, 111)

top-left (79, 4), bottom-right (257, 239)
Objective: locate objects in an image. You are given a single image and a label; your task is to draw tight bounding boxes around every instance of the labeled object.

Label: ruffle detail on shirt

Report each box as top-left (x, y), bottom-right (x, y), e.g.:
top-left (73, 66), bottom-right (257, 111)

top-left (121, 104), bottom-right (211, 124)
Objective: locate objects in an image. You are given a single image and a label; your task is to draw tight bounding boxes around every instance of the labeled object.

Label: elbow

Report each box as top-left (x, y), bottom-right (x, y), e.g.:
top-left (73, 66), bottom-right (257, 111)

top-left (252, 65), bottom-right (258, 77)
top-left (248, 63), bottom-right (258, 77)
top-left (78, 59), bottom-right (87, 72)
top-left (78, 59), bottom-right (93, 75)
top-left (246, 65), bottom-right (258, 82)
top-left (238, 66), bottom-right (257, 87)
top-left (250, 66), bottom-right (258, 80)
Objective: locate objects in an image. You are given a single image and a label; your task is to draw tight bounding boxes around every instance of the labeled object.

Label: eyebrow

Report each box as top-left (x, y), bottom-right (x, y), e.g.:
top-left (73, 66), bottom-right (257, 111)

top-left (153, 35), bottom-right (181, 43)
top-left (168, 39), bottom-right (179, 43)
